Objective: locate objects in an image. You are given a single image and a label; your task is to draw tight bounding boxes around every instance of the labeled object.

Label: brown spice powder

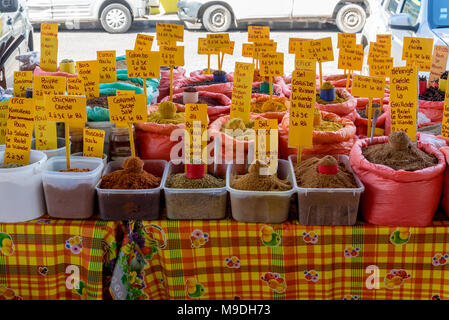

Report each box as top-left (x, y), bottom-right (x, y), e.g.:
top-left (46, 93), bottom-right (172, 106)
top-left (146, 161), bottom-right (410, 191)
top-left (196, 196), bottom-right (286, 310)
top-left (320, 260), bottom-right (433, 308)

top-left (231, 161), bottom-right (292, 191)
top-left (59, 168), bottom-right (91, 172)
top-left (166, 173), bottom-right (225, 189)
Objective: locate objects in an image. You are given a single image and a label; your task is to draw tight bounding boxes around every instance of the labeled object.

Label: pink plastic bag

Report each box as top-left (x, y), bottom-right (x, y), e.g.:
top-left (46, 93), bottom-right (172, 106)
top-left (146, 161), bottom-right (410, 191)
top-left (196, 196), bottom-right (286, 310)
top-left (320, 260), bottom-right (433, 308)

top-left (172, 73), bottom-right (235, 98)
top-left (350, 136), bottom-right (445, 226)
top-left (439, 147), bottom-right (449, 218)
top-left (315, 88), bottom-right (357, 118)
top-left (33, 66), bottom-right (78, 78)
top-left (418, 100), bottom-right (444, 122)
top-left (158, 67), bottom-right (187, 102)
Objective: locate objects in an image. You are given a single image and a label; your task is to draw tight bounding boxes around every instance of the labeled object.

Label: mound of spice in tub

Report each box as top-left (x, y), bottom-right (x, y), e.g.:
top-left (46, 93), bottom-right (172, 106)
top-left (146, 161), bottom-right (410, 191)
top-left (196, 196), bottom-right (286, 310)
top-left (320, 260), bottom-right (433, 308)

top-left (146, 101), bottom-right (185, 124)
top-left (293, 156), bottom-right (357, 188)
top-left (220, 118), bottom-right (255, 141)
top-left (250, 96), bottom-right (289, 123)
top-left (231, 161), bottom-right (292, 191)
top-left (350, 131), bottom-right (446, 226)
top-left (316, 82), bottom-right (357, 119)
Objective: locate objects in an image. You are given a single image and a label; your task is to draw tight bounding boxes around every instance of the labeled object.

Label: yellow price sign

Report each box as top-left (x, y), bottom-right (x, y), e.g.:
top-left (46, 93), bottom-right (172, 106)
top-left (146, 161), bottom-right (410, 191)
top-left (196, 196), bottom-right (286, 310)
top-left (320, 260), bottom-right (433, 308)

top-left (368, 41), bottom-right (391, 64)
top-left (206, 33), bottom-right (230, 49)
top-left (289, 65), bottom-right (317, 149)
top-left (337, 33), bottom-right (356, 49)
top-left (184, 103), bottom-right (208, 165)
top-left (338, 44), bottom-right (364, 71)
top-left (160, 45), bottom-right (184, 66)
top-left (33, 76), bottom-right (67, 101)
top-left (259, 52), bottom-right (284, 76)
top-left (230, 62), bottom-right (255, 123)
top-left (40, 23), bottom-right (58, 37)
top-left (289, 38), bottom-right (308, 54)
top-left (295, 58), bottom-right (316, 71)
top-left (248, 26), bottom-right (270, 43)
top-left (108, 94), bottom-right (147, 125)
top-left (40, 36), bottom-right (58, 72)
top-left (97, 51), bottom-right (117, 83)
top-left (4, 98), bottom-right (35, 165)
top-left (255, 119), bottom-right (278, 175)
top-left (304, 37), bottom-right (334, 62)
top-left (13, 71), bottom-right (33, 97)
top-left (389, 66), bottom-right (418, 141)
top-left (376, 34), bottom-right (391, 47)
top-left (352, 75), bottom-right (386, 98)
top-left (76, 60), bottom-right (100, 99)
top-left (429, 45), bottom-right (449, 86)
top-left (368, 56), bottom-right (393, 77)
top-left (45, 95), bottom-right (87, 127)
top-left (402, 37), bottom-right (434, 71)
top-left (134, 34), bottom-right (154, 52)
top-left (126, 50), bottom-right (161, 78)
top-left (441, 86), bottom-right (449, 138)
top-left (0, 101), bottom-right (8, 145)
top-left (242, 43), bottom-right (255, 58)
top-left (156, 23), bottom-right (184, 43)
top-left (83, 128), bottom-right (105, 158)
top-left (198, 38), bottom-right (218, 55)
top-left (67, 77), bottom-right (86, 96)
top-left (254, 40), bottom-right (277, 59)
top-left (221, 41), bottom-right (235, 55)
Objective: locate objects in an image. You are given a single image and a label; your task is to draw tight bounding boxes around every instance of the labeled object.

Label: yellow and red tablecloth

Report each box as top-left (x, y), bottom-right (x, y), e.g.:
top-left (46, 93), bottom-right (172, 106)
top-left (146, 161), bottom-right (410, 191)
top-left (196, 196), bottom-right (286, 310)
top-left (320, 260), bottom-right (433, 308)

top-left (0, 216), bottom-right (122, 300)
top-left (111, 219), bottom-right (449, 300)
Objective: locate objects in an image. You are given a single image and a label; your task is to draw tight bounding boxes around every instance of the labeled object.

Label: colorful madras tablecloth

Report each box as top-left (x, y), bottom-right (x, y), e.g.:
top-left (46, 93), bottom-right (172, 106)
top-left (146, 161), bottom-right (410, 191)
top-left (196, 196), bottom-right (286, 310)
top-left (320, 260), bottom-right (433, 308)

top-left (110, 219), bottom-right (449, 300)
top-left (0, 216), bottom-right (123, 300)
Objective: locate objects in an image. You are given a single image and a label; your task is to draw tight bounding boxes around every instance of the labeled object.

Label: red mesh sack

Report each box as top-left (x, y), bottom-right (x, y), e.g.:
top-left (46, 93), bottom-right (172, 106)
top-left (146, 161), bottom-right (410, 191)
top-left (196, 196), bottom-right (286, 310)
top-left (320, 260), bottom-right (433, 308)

top-left (172, 73), bottom-right (234, 98)
top-left (418, 100), bottom-right (444, 122)
top-left (158, 67), bottom-right (187, 102)
top-left (315, 88), bottom-right (357, 117)
top-left (33, 66), bottom-right (78, 78)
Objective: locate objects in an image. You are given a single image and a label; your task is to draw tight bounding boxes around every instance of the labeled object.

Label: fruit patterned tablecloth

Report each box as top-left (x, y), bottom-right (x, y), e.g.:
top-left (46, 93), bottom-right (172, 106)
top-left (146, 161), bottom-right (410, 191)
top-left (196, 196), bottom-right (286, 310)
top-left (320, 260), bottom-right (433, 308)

top-left (110, 219), bottom-right (449, 300)
top-left (0, 216), bottom-right (122, 300)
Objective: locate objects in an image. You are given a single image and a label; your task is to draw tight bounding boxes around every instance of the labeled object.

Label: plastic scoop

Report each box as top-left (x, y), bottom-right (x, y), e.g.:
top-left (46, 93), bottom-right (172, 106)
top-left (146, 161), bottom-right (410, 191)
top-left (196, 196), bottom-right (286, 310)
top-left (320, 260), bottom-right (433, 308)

top-left (370, 108), bottom-right (380, 145)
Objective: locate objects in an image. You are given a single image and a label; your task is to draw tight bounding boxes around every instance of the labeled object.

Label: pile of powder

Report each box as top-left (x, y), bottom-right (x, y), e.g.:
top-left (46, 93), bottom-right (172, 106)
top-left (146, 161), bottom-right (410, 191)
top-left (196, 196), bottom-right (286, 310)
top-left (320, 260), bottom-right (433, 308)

top-left (251, 98), bottom-right (287, 113)
top-left (293, 156), bottom-right (357, 188)
top-left (321, 81), bottom-right (334, 90)
top-left (362, 131), bottom-right (438, 171)
top-left (166, 173), bottom-right (225, 189)
top-left (147, 101), bottom-right (185, 124)
top-left (221, 118), bottom-right (255, 141)
top-left (231, 161), bottom-right (292, 191)
top-left (314, 119), bottom-right (343, 132)
top-left (100, 157), bottom-right (161, 189)
top-left (59, 168), bottom-right (91, 172)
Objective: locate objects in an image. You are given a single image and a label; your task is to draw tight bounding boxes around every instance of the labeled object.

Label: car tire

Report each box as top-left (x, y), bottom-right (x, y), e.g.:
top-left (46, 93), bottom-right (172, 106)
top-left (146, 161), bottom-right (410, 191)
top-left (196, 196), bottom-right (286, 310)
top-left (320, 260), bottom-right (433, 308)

top-left (202, 4), bottom-right (232, 33)
top-left (336, 4), bottom-right (366, 33)
top-left (100, 3), bottom-right (132, 34)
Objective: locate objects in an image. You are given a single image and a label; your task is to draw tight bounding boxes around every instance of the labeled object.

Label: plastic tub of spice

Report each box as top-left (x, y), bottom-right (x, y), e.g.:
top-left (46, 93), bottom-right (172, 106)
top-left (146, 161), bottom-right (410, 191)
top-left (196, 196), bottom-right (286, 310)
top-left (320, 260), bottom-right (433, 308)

top-left (227, 159), bottom-right (295, 223)
top-left (42, 156), bottom-right (104, 219)
top-left (96, 158), bottom-right (167, 221)
top-left (163, 162), bottom-right (227, 220)
top-left (289, 154), bottom-right (364, 226)
top-left (31, 138), bottom-right (69, 159)
top-left (0, 150), bottom-right (48, 223)
top-left (71, 152), bottom-right (108, 169)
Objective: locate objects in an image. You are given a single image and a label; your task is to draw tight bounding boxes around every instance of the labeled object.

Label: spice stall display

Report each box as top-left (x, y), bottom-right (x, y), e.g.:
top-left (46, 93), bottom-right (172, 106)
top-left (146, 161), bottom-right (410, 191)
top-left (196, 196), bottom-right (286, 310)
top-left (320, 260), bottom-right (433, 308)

top-left (350, 132), bottom-right (446, 226)
top-left (250, 95), bottom-right (290, 123)
top-left (416, 72), bottom-right (447, 122)
top-left (96, 157), bottom-right (166, 220)
top-left (0, 150), bottom-right (47, 223)
top-left (279, 109), bottom-right (356, 159)
top-left (135, 101), bottom-right (186, 161)
top-left (315, 83), bottom-right (357, 120)
top-left (161, 89), bottom-right (232, 123)
top-left (227, 160), bottom-right (294, 223)
top-left (289, 154), bottom-right (364, 225)
top-left (171, 72), bottom-right (234, 98)
top-left (251, 81), bottom-right (286, 97)
top-left (42, 156), bottom-right (104, 219)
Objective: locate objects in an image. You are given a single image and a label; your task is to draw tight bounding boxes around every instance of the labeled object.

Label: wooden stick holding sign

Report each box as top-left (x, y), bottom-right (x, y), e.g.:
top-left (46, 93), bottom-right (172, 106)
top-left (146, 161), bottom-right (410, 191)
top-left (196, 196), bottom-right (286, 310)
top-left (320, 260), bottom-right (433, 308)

top-left (185, 104), bottom-right (208, 175)
top-left (220, 41), bottom-right (234, 70)
top-left (338, 45), bottom-right (364, 92)
top-left (45, 95), bottom-right (87, 169)
top-left (351, 75), bottom-right (386, 137)
top-left (259, 52), bottom-right (284, 101)
top-left (304, 37), bottom-right (334, 88)
top-left (198, 38), bottom-right (216, 74)
top-left (289, 59), bottom-right (316, 163)
top-left (108, 93), bottom-right (147, 157)
top-left (206, 33), bottom-right (230, 71)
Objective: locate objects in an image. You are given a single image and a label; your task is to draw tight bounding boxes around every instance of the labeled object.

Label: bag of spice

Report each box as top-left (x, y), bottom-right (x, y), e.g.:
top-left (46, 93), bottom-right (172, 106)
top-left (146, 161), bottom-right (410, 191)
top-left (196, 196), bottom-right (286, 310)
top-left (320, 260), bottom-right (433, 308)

top-left (354, 103), bottom-right (388, 136)
top-left (350, 132), bottom-right (446, 226)
top-left (315, 85), bottom-right (357, 118)
top-left (439, 147), bottom-right (449, 219)
top-left (172, 73), bottom-right (234, 98)
top-left (279, 110), bottom-right (356, 159)
top-left (249, 95), bottom-right (290, 124)
top-left (135, 101), bottom-right (189, 161)
top-left (158, 66), bottom-right (188, 102)
top-left (161, 90), bottom-right (231, 123)
top-left (33, 66), bottom-right (78, 79)
top-left (251, 81), bottom-right (286, 98)
top-left (323, 74), bottom-right (351, 88)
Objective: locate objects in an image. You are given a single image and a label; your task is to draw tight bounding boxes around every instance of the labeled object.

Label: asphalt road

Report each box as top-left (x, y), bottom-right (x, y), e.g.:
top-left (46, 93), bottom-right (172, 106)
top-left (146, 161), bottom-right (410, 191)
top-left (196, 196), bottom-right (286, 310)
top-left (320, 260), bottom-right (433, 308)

top-left (33, 20), bottom-right (361, 76)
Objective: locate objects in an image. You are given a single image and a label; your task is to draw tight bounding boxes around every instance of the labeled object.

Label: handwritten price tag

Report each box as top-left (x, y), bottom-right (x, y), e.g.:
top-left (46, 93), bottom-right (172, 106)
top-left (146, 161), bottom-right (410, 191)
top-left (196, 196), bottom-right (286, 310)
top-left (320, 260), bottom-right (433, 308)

top-left (259, 52), bottom-right (284, 77)
top-left (377, 34), bottom-right (391, 47)
top-left (108, 94), bottom-right (147, 125)
top-left (289, 65), bottom-right (316, 148)
top-left (242, 43), bottom-right (254, 58)
top-left (368, 42), bottom-right (391, 63)
top-left (441, 86), bottom-right (449, 139)
top-left (255, 119), bottom-right (278, 175)
top-left (40, 36), bottom-right (58, 72)
top-left (4, 98), bottom-right (35, 165)
top-left (156, 23), bottom-right (184, 43)
top-left (13, 71), bottom-right (33, 97)
top-left (390, 66), bottom-right (418, 141)
top-left (352, 75), bottom-right (386, 98)
top-left (304, 37), bottom-right (334, 62)
top-left (134, 34), bottom-right (154, 52)
top-left (83, 128), bottom-right (105, 158)
top-left (67, 77), bottom-right (86, 96)
top-left (126, 50), bottom-right (161, 78)
top-left (185, 103), bottom-right (208, 165)
top-left (369, 56), bottom-right (393, 77)
top-left (76, 60), bottom-right (100, 99)
top-left (45, 95), bottom-right (87, 127)
top-left (338, 45), bottom-right (364, 71)
top-left (160, 45), bottom-right (184, 66)
top-left (337, 33), bottom-right (356, 49)
top-left (0, 101), bottom-right (8, 145)
top-left (402, 37), bottom-right (434, 71)
top-left (198, 38), bottom-right (218, 55)
top-left (254, 40), bottom-right (277, 59)
top-left (97, 51), bottom-right (117, 83)
top-left (221, 41), bottom-right (235, 55)
top-left (41, 23), bottom-right (58, 37)
top-left (230, 62), bottom-right (255, 123)
top-left (429, 45), bottom-right (449, 86)
top-left (206, 33), bottom-right (230, 49)
top-left (248, 26), bottom-right (270, 43)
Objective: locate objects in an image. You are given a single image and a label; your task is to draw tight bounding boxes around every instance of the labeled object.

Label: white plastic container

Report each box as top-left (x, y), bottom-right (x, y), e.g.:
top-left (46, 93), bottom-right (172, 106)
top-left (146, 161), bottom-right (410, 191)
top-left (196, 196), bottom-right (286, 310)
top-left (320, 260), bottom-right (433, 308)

top-left (96, 159), bottom-right (168, 220)
top-left (164, 162), bottom-right (227, 220)
top-left (0, 150), bottom-right (48, 222)
top-left (71, 152), bottom-right (108, 169)
top-left (31, 137), bottom-right (69, 159)
top-left (43, 156), bottom-right (104, 219)
top-left (227, 159), bottom-right (295, 223)
top-left (289, 154), bottom-right (364, 226)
